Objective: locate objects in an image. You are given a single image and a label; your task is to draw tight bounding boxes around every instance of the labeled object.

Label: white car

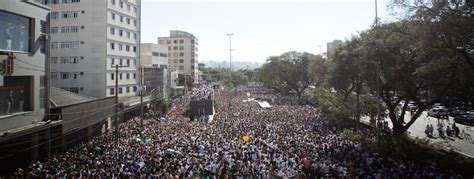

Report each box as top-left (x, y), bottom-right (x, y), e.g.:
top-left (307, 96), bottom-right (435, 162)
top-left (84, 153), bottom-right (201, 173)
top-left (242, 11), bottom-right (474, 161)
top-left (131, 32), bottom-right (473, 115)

top-left (428, 107), bottom-right (448, 118)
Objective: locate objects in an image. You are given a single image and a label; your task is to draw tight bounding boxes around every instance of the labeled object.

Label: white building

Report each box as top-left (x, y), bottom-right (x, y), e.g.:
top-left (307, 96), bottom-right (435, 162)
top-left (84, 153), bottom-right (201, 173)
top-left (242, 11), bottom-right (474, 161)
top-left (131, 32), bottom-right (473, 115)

top-left (140, 43), bottom-right (168, 68)
top-left (45, 0), bottom-right (141, 98)
top-left (158, 30), bottom-right (199, 83)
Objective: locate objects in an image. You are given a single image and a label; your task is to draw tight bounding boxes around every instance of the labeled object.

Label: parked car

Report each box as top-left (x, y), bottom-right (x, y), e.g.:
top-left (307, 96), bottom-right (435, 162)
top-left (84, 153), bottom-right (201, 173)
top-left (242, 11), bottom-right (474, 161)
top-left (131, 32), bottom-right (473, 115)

top-left (428, 107), bottom-right (449, 119)
top-left (449, 108), bottom-right (466, 117)
top-left (407, 101), bottom-right (418, 111)
top-left (453, 112), bottom-right (474, 126)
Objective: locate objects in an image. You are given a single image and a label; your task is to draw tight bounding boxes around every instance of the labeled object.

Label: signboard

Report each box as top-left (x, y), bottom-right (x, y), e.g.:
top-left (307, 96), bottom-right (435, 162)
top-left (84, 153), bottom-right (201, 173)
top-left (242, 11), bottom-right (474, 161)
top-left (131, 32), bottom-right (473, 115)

top-left (0, 10), bottom-right (31, 53)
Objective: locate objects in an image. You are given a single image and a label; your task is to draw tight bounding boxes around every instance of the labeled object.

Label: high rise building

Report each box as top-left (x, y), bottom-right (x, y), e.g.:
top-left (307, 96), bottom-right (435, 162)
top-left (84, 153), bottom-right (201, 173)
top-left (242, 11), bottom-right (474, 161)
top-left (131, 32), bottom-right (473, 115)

top-left (327, 40), bottom-right (343, 58)
top-left (45, 0), bottom-right (141, 98)
top-left (158, 30), bottom-right (199, 83)
top-left (140, 43), bottom-right (168, 68)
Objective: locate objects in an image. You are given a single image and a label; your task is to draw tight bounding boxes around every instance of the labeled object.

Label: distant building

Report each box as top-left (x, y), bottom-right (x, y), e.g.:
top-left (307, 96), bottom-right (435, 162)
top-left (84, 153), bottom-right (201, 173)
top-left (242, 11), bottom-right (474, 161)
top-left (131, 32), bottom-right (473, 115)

top-left (142, 67), bottom-right (168, 98)
top-left (140, 43), bottom-right (168, 68)
top-left (327, 40), bottom-right (343, 58)
top-left (158, 30), bottom-right (199, 83)
top-left (45, 0), bottom-right (141, 98)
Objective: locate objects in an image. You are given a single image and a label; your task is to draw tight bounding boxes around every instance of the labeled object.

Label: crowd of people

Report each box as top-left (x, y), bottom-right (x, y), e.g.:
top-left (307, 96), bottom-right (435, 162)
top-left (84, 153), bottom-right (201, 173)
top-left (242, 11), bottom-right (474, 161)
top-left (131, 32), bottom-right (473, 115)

top-left (190, 85), bottom-right (213, 101)
top-left (12, 87), bottom-right (465, 178)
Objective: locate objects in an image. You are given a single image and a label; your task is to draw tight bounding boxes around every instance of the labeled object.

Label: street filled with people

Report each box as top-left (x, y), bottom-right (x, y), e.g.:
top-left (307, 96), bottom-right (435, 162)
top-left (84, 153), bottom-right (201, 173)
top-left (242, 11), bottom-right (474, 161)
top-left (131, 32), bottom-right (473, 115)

top-left (13, 87), bottom-right (465, 178)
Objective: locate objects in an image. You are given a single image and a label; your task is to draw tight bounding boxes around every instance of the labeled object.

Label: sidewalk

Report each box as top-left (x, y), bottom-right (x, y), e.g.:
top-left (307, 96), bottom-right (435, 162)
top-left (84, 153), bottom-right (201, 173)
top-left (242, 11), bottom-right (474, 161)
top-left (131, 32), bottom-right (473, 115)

top-left (361, 111), bottom-right (474, 158)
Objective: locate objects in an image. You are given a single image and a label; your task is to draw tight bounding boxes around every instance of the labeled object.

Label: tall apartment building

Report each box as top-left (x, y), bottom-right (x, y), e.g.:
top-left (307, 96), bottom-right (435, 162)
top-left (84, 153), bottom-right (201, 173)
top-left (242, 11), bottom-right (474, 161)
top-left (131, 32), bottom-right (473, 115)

top-left (158, 30), bottom-right (199, 83)
top-left (326, 39), bottom-right (343, 59)
top-left (45, 0), bottom-right (141, 98)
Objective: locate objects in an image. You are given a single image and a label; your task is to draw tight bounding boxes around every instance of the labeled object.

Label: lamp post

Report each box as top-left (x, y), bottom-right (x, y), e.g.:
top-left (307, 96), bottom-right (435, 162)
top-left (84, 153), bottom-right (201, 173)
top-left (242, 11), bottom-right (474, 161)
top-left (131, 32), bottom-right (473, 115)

top-left (318, 45), bottom-right (322, 56)
top-left (227, 33), bottom-right (234, 72)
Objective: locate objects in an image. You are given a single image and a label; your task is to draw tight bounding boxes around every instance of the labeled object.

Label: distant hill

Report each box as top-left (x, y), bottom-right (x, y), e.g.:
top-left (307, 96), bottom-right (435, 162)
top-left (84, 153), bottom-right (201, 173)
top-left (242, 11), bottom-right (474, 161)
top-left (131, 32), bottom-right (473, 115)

top-left (201, 60), bottom-right (262, 70)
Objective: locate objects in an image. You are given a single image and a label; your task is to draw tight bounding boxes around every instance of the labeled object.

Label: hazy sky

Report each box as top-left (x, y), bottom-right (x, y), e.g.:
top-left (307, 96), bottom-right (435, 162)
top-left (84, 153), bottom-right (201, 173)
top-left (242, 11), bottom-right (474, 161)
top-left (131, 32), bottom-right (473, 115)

top-left (141, 0), bottom-right (394, 63)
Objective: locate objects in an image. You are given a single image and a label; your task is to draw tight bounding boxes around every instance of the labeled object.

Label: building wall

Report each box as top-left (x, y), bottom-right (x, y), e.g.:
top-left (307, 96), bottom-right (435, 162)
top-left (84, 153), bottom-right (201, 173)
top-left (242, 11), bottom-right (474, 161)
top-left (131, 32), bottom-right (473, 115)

top-left (140, 43), bottom-right (168, 68)
top-left (47, 0), bottom-right (140, 98)
top-left (0, 0), bottom-right (50, 132)
top-left (158, 30), bottom-right (199, 83)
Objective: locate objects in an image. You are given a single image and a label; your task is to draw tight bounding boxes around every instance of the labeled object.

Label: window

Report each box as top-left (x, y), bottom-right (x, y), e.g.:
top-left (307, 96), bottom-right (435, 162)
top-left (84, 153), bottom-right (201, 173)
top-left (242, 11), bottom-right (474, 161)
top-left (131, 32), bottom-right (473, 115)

top-left (126, 73), bottom-right (130, 79)
top-left (133, 60), bottom-right (136, 66)
top-left (126, 31), bottom-right (130, 38)
top-left (127, 4), bottom-right (131, 11)
top-left (110, 43), bottom-right (115, 50)
top-left (119, 1), bottom-right (123, 8)
top-left (51, 42), bottom-right (59, 49)
top-left (51, 57), bottom-right (58, 64)
top-left (119, 59), bottom-right (123, 65)
top-left (133, 73), bottom-right (136, 79)
top-left (118, 44), bottom-right (123, 51)
top-left (179, 39), bottom-right (184, 43)
top-left (62, 11), bottom-right (80, 19)
top-left (159, 40), bottom-right (164, 44)
top-left (126, 59), bottom-right (130, 66)
top-left (179, 59), bottom-right (184, 63)
top-left (126, 86), bottom-right (130, 93)
top-left (70, 41), bottom-right (80, 48)
top-left (110, 88), bottom-right (115, 95)
top-left (70, 56), bottom-right (79, 64)
top-left (133, 20), bottom-right (137, 26)
top-left (126, 45), bottom-right (130, 52)
top-left (60, 57), bottom-right (69, 64)
top-left (179, 46), bottom-right (184, 50)
top-left (179, 66), bottom-right (184, 70)
top-left (111, 58), bottom-right (115, 65)
top-left (133, 46), bottom-right (137, 52)
top-left (61, 26), bottom-right (70, 33)
top-left (73, 73), bottom-right (78, 79)
top-left (111, 13), bottom-right (115, 20)
top-left (118, 87), bottom-right (123, 94)
top-left (133, 33), bottom-right (137, 39)
top-left (166, 40), bottom-right (171, 44)
top-left (119, 29), bottom-right (123, 36)
top-left (126, 18), bottom-right (130, 24)
top-left (173, 59), bottom-right (178, 63)
top-left (111, 0), bottom-right (115, 5)
top-left (168, 46), bottom-right (171, 50)
top-left (51, 12), bottom-right (59, 19)
top-left (61, 42), bottom-right (69, 48)
top-left (111, 73), bottom-right (114, 80)
top-left (179, 53), bottom-right (184, 57)
top-left (133, 7), bottom-right (137, 13)
top-left (110, 27), bottom-right (115, 35)
top-left (119, 73), bottom-right (123, 80)
top-left (70, 26), bottom-right (79, 33)
top-left (174, 40), bottom-right (178, 44)
top-left (173, 46), bottom-right (178, 50)
top-left (173, 53), bottom-right (178, 57)
top-left (133, 86), bottom-right (137, 92)
top-left (61, 72), bottom-right (70, 79)
top-left (51, 27), bottom-right (59, 34)
top-left (51, 72), bottom-right (58, 80)
top-left (120, 16), bottom-right (123, 22)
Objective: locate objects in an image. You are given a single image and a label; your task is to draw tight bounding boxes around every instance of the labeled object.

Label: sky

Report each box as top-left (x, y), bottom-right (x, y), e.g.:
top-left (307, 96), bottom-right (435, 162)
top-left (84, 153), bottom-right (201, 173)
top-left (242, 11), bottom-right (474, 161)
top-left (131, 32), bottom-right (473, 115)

top-left (141, 0), bottom-right (395, 63)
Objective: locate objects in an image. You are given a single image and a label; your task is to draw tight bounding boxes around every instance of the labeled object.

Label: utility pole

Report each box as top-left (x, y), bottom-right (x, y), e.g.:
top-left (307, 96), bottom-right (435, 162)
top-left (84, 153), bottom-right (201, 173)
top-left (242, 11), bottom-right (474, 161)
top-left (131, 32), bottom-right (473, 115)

top-left (140, 66), bottom-right (144, 131)
top-left (113, 64), bottom-right (128, 145)
top-left (318, 45), bottom-right (322, 56)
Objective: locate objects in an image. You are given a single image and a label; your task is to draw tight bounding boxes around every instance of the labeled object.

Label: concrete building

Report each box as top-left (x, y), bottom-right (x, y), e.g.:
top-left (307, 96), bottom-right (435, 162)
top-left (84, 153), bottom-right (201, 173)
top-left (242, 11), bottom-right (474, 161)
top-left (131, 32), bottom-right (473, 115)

top-left (327, 40), bottom-right (343, 59)
top-left (0, 0), bottom-right (50, 132)
top-left (158, 30), bottom-right (199, 83)
top-left (45, 0), bottom-right (141, 98)
top-left (140, 43), bottom-right (168, 68)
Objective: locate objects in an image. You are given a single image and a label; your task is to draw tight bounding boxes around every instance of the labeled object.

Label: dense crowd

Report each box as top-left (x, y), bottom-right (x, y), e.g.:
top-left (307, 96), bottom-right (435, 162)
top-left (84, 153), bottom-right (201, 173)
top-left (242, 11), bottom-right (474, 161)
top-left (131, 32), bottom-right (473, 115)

top-left (13, 87), bottom-right (464, 178)
top-left (191, 85), bottom-right (213, 101)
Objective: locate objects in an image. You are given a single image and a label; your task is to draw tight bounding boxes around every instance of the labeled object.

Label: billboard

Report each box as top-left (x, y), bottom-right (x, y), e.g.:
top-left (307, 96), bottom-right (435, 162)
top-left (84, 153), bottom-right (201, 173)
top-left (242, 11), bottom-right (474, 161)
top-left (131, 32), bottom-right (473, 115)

top-left (0, 10), bottom-right (31, 53)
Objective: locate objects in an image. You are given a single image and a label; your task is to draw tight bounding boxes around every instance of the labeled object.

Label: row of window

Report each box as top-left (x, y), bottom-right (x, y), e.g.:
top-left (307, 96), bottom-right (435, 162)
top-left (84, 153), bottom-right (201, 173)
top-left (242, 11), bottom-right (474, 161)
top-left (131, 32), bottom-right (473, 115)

top-left (109, 86), bottom-right (137, 95)
top-left (110, 58), bottom-right (137, 67)
top-left (169, 59), bottom-right (185, 64)
top-left (109, 72), bottom-right (136, 80)
top-left (51, 26), bottom-right (80, 34)
top-left (111, 0), bottom-right (138, 14)
top-left (51, 72), bottom-right (82, 80)
top-left (51, 41), bottom-right (82, 49)
top-left (159, 39), bottom-right (185, 45)
top-left (110, 42), bottom-right (137, 52)
top-left (169, 46), bottom-right (185, 51)
top-left (110, 27), bottom-right (137, 39)
top-left (51, 11), bottom-right (81, 19)
top-left (44, 0), bottom-right (80, 5)
top-left (152, 52), bottom-right (167, 57)
top-left (51, 56), bottom-right (82, 64)
top-left (110, 12), bottom-right (137, 27)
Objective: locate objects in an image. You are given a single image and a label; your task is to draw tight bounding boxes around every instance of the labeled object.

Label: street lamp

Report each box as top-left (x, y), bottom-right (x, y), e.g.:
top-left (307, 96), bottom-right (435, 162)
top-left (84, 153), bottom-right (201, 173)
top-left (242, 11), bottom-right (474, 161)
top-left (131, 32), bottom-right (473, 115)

top-left (227, 33), bottom-right (234, 71)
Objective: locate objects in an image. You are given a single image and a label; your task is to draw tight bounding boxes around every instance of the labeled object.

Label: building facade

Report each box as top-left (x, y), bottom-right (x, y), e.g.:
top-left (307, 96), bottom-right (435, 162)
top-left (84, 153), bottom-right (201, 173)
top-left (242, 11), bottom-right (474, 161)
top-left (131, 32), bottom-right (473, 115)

top-left (158, 30), bottom-right (199, 83)
top-left (326, 39), bottom-right (343, 59)
top-left (140, 43), bottom-right (168, 68)
top-left (45, 0), bottom-right (141, 98)
top-left (0, 0), bottom-right (50, 132)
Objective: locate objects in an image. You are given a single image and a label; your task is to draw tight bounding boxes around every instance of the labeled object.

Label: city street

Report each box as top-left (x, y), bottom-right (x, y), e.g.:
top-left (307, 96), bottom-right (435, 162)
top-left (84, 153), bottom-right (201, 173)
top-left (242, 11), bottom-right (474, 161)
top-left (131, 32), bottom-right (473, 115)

top-left (362, 111), bottom-right (474, 158)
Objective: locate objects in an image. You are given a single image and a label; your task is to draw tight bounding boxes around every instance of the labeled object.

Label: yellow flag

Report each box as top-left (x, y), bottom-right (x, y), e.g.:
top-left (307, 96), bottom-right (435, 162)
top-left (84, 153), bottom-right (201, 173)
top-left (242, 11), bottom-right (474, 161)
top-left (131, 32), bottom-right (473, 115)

top-left (242, 135), bottom-right (250, 141)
